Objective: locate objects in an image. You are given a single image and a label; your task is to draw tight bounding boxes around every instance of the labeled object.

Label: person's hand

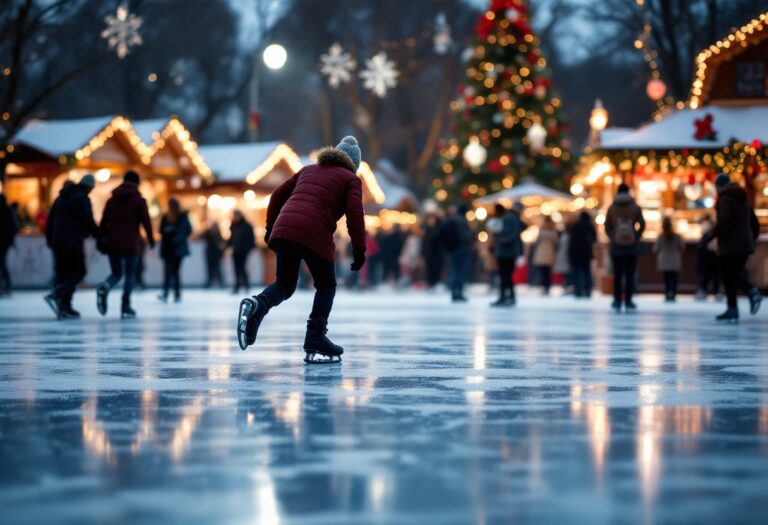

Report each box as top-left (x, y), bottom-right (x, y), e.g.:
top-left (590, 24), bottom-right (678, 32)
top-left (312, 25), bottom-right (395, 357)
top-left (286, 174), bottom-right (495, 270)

top-left (350, 251), bottom-right (366, 272)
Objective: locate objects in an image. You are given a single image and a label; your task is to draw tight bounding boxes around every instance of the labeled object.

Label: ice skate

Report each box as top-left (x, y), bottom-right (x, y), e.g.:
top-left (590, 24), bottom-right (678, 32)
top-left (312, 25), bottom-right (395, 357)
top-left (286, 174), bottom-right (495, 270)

top-left (748, 289), bottom-right (763, 315)
top-left (611, 301), bottom-right (621, 313)
top-left (121, 297), bottom-right (136, 319)
top-left (716, 307), bottom-right (739, 323)
top-left (96, 284), bottom-right (109, 316)
top-left (61, 304), bottom-right (81, 319)
top-left (303, 319), bottom-right (343, 365)
top-left (237, 296), bottom-right (267, 350)
top-left (44, 294), bottom-right (62, 318)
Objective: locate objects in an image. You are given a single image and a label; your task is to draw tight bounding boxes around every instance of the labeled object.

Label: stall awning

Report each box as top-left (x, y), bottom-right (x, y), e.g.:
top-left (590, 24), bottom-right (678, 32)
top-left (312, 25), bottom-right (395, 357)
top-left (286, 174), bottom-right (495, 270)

top-left (601, 105), bottom-right (768, 151)
top-left (476, 181), bottom-right (572, 205)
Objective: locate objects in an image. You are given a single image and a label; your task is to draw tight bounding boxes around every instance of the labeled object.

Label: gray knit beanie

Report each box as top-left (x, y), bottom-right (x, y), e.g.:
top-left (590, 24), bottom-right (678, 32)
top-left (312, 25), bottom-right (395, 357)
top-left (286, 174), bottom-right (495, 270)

top-left (336, 136), bottom-right (361, 171)
top-left (79, 174), bottom-right (96, 189)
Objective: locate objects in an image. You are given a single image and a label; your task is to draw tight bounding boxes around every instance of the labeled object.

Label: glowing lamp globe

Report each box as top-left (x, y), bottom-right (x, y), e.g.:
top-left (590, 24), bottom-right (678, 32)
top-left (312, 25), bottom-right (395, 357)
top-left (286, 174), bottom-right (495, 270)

top-left (263, 44), bottom-right (287, 70)
top-left (526, 122), bottom-right (547, 153)
top-left (589, 99), bottom-right (608, 131)
top-left (463, 138), bottom-right (487, 167)
top-left (646, 78), bottom-right (667, 101)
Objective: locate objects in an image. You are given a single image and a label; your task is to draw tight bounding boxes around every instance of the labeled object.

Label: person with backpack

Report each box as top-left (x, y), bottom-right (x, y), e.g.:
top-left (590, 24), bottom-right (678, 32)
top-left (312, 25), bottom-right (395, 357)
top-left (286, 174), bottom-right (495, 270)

top-left (440, 204), bottom-right (474, 303)
top-left (43, 174), bottom-right (99, 318)
top-left (654, 217), bottom-right (685, 302)
top-left (605, 183), bottom-right (645, 312)
top-left (96, 171), bottom-right (155, 319)
top-left (706, 173), bottom-right (762, 322)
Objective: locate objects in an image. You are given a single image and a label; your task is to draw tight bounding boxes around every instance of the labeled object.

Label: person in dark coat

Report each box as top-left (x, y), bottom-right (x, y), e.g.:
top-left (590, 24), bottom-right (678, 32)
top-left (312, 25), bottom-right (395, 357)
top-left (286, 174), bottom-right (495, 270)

top-left (490, 203), bottom-right (524, 306)
top-left (569, 211), bottom-right (597, 298)
top-left (707, 174), bottom-right (762, 322)
top-left (605, 183), bottom-right (645, 312)
top-left (203, 220), bottom-right (225, 288)
top-left (159, 197), bottom-right (192, 302)
top-left (421, 213), bottom-right (444, 289)
top-left (0, 193), bottom-right (19, 297)
top-left (96, 171), bottom-right (155, 319)
top-left (440, 203), bottom-right (474, 303)
top-left (228, 210), bottom-right (255, 293)
top-left (695, 216), bottom-right (720, 300)
top-left (237, 136), bottom-right (366, 361)
top-left (43, 174), bottom-right (98, 318)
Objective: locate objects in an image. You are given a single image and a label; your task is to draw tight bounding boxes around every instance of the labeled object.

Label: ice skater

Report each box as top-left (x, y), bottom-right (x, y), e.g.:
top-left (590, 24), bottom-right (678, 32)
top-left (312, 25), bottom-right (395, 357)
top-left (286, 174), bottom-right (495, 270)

top-left (96, 171), bottom-right (155, 319)
top-left (236, 136), bottom-right (366, 364)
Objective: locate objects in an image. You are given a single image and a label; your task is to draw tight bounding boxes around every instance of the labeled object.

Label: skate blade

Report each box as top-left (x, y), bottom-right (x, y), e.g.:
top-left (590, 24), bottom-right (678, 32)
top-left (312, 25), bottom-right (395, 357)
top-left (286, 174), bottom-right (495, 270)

top-left (237, 299), bottom-right (254, 350)
top-left (303, 353), bottom-right (342, 365)
top-left (44, 296), bottom-right (61, 318)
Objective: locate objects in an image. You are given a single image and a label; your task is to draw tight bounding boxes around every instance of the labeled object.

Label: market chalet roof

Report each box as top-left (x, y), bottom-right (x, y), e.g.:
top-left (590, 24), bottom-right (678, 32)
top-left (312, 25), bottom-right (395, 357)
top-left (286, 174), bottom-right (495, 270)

top-left (13, 116), bottom-right (118, 157)
top-left (689, 11), bottom-right (768, 108)
top-left (600, 105), bottom-right (768, 151)
top-left (198, 142), bottom-right (302, 184)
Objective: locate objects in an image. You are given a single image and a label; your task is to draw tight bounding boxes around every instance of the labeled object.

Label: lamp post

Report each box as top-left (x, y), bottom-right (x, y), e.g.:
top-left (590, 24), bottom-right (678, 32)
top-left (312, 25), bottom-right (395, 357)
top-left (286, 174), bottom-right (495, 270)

top-left (249, 43), bottom-right (287, 142)
top-left (589, 99), bottom-right (608, 147)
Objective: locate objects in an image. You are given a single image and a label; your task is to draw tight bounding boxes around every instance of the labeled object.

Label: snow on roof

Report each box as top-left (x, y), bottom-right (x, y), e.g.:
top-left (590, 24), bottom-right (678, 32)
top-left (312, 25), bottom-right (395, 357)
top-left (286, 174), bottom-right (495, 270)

top-left (131, 118), bottom-right (169, 145)
top-left (198, 142), bottom-right (284, 182)
top-left (601, 105), bottom-right (768, 150)
top-left (599, 127), bottom-right (635, 145)
top-left (476, 181), bottom-right (571, 205)
top-left (12, 116), bottom-right (117, 157)
top-left (374, 159), bottom-right (417, 210)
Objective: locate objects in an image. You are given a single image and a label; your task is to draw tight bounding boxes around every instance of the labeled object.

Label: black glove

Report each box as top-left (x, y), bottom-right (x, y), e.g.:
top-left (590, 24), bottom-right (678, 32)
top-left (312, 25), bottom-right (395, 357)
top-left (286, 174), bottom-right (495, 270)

top-left (350, 251), bottom-right (366, 272)
top-left (264, 229), bottom-right (271, 246)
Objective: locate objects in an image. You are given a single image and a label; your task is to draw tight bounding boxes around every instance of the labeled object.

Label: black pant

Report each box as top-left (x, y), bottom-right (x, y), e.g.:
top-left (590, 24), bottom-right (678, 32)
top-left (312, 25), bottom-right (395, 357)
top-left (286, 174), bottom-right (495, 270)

top-left (103, 254), bottom-right (138, 301)
top-left (0, 245), bottom-right (10, 292)
top-left (572, 263), bottom-right (592, 297)
top-left (233, 252), bottom-right (250, 292)
top-left (698, 251), bottom-right (720, 294)
top-left (612, 254), bottom-right (638, 305)
top-left (719, 254), bottom-right (753, 309)
top-left (205, 253), bottom-right (224, 287)
top-left (52, 248), bottom-right (86, 306)
top-left (497, 257), bottom-right (516, 301)
top-left (425, 254), bottom-right (443, 288)
top-left (537, 265), bottom-right (552, 293)
top-left (257, 240), bottom-right (336, 321)
top-left (162, 255), bottom-right (183, 299)
top-left (663, 271), bottom-right (678, 300)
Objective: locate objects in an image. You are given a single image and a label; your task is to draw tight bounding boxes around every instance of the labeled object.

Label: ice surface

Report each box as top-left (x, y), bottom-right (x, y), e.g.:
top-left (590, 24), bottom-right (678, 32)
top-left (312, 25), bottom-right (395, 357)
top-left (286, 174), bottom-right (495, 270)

top-left (0, 289), bottom-right (767, 525)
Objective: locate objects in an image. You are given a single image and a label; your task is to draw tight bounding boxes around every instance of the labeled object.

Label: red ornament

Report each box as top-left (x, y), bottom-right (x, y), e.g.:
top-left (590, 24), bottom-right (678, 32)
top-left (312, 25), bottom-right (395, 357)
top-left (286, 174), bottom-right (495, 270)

top-left (457, 84), bottom-right (466, 94)
top-left (527, 52), bottom-right (538, 64)
top-left (750, 139), bottom-right (763, 149)
top-left (694, 113), bottom-right (717, 141)
top-left (681, 148), bottom-right (689, 157)
top-left (705, 171), bottom-right (715, 182)
top-left (488, 159), bottom-right (503, 173)
top-left (687, 173), bottom-right (696, 185)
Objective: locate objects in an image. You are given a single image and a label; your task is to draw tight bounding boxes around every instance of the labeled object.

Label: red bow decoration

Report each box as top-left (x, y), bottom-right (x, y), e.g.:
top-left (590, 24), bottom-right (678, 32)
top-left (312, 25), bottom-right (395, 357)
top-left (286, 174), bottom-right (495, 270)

top-left (693, 113), bottom-right (717, 141)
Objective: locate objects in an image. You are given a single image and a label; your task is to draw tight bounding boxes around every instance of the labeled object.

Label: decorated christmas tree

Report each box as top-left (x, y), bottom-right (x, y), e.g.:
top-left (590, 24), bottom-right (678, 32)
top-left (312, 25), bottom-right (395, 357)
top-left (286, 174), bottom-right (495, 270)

top-left (434, 0), bottom-right (573, 203)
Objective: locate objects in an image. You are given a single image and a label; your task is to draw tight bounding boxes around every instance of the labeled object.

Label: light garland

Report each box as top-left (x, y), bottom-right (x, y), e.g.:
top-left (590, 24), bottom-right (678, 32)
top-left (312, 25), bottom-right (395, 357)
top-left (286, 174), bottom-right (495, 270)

top-left (148, 117), bottom-right (213, 181)
top-left (245, 143), bottom-right (304, 185)
top-left (689, 12), bottom-right (768, 109)
top-left (74, 116), bottom-right (152, 165)
top-left (356, 161), bottom-right (387, 205)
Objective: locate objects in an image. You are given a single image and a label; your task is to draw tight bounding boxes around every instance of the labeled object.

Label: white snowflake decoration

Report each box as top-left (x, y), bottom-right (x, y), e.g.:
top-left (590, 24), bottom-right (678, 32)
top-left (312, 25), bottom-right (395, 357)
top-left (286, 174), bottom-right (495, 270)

top-left (360, 52), bottom-right (398, 97)
top-left (101, 4), bottom-right (143, 59)
top-left (319, 43), bottom-right (356, 88)
top-left (433, 13), bottom-right (452, 55)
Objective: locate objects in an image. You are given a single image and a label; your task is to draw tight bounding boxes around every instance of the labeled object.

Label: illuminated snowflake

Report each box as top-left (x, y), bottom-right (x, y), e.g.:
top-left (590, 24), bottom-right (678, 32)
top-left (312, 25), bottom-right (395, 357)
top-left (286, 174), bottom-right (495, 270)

top-left (359, 52), bottom-right (398, 98)
top-left (101, 4), bottom-right (143, 59)
top-left (319, 43), bottom-right (356, 88)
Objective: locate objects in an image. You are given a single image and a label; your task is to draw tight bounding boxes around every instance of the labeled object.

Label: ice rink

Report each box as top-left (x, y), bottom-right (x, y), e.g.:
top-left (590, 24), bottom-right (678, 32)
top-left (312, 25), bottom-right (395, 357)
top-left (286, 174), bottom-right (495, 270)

top-left (1, 288), bottom-right (767, 525)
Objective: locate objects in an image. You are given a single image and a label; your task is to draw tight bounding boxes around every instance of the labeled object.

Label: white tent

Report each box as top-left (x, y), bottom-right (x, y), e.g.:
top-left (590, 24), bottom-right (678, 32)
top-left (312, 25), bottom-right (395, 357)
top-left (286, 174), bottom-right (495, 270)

top-left (476, 181), bottom-right (571, 205)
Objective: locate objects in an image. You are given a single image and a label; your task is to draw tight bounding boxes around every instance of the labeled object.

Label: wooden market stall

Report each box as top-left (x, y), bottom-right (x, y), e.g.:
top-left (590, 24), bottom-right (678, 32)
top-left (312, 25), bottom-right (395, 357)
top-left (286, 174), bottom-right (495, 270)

top-left (571, 12), bottom-right (768, 292)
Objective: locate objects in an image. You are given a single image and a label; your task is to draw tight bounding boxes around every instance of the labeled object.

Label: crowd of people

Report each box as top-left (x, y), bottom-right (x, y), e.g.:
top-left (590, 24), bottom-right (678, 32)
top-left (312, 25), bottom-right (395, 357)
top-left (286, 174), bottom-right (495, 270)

top-left (0, 164), bottom-right (763, 324)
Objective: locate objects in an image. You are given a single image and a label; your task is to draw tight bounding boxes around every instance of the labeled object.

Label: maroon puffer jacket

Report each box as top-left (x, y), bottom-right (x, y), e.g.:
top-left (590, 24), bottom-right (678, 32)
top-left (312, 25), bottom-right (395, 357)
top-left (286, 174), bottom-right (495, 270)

top-left (100, 182), bottom-right (155, 256)
top-left (267, 147), bottom-right (366, 262)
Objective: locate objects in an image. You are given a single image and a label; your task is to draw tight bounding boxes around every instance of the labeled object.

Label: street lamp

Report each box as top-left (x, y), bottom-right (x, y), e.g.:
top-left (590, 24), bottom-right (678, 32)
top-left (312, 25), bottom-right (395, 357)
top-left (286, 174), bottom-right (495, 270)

top-left (250, 43), bottom-right (288, 141)
top-left (589, 99), bottom-right (608, 146)
top-left (262, 44), bottom-right (287, 70)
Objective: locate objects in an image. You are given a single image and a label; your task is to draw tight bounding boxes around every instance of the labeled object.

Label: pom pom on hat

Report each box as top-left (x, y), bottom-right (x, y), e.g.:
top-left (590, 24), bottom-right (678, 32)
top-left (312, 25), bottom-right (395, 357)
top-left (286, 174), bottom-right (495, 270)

top-left (336, 136), bottom-right (361, 171)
